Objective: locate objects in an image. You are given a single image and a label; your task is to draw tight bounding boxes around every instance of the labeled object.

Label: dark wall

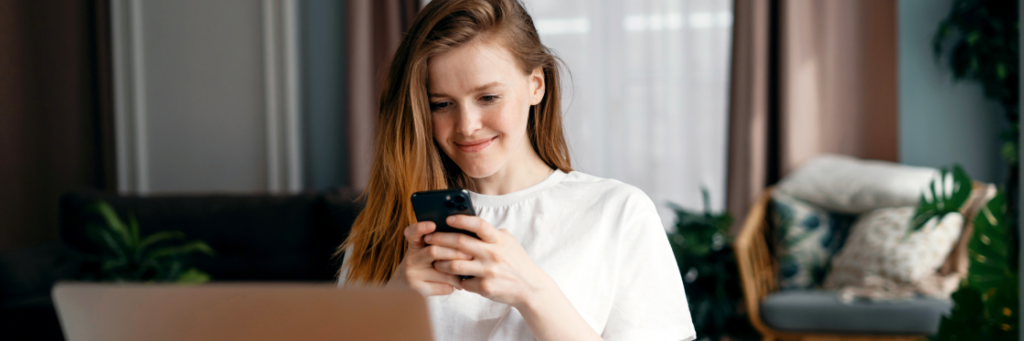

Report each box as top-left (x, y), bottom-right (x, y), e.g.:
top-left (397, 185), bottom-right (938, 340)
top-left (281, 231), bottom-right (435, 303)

top-left (0, 0), bottom-right (114, 252)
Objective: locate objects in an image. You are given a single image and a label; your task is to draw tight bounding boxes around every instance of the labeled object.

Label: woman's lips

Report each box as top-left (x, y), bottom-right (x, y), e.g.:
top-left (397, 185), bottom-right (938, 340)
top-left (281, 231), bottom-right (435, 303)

top-left (455, 136), bottom-right (497, 153)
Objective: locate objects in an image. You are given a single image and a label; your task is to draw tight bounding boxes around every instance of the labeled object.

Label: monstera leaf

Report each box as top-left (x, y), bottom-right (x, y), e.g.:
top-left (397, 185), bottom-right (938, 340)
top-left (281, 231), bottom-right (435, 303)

top-left (910, 165), bottom-right (972, 231)
top-left (965, 191), bottom-right (1018, 338)
top-left (934, 190), bottom-right (1019, 341)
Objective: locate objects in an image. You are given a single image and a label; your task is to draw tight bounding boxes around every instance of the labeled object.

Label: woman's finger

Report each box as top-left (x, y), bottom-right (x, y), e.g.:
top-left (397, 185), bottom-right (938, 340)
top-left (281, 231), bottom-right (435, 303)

top-left (403, 221), bottom-right (436, 249)
top-left (433, 259), bottom-right (484, 277)
top-left (414, 268), bottom-right (465, 290)
top-left (410, 244), bottom-right (473, 266)
top-left (423, 245), bottom-right (474, 261)
top-left (423, 232), bottom-right (488, 258)
top-left (445, 215), bottom-right (501, 243)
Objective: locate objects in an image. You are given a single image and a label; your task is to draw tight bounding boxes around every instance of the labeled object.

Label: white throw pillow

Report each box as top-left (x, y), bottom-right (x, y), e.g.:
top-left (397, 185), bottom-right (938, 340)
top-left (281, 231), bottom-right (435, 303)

top-left (823, 207), bottom-right (963, 290)
top-left (775, 154), bottom-right (939, 214)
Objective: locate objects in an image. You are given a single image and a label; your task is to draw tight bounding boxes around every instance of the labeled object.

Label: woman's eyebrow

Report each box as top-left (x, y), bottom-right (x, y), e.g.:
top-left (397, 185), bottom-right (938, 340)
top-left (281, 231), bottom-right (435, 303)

top-left (471, 81), bottom-right (505, 92)
top-left (429, 81), bottom-right (505, 98)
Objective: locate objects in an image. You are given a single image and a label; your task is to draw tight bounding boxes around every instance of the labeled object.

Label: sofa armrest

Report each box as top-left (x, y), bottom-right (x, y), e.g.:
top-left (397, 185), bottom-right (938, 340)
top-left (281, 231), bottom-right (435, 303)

top-left (733, 188), bottom-right (777, 336)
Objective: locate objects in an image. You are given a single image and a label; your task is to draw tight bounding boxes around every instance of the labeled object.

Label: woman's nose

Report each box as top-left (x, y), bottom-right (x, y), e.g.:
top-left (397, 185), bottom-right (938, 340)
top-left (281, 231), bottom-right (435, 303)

top-left (455, 104), bottom-right (483, 136)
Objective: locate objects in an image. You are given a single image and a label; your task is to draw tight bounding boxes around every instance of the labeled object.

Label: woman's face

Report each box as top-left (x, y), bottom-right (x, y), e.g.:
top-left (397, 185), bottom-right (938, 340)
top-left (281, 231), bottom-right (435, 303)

top-left (427, 39), bottom-right (545, 179)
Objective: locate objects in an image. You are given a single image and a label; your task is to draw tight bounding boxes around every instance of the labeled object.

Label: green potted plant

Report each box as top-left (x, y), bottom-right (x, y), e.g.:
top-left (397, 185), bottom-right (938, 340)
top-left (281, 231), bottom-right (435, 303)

top-left (932, 0), bottom-right (1019, 251)
top-left (915, 166), bottom-right (1019, 340)
top-left (667, 189), bottom-right (757, 341)
top-left (80, 200), bottom-right (216, 283)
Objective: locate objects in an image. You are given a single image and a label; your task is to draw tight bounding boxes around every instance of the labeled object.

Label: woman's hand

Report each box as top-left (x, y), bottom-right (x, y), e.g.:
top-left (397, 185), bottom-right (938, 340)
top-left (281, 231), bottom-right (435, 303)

top-left (386, 221), bottom-right (473, 297)
top-left (429, 215), bottom-right (604, 341)
top-left (426, 215), bottom-right (556, 308)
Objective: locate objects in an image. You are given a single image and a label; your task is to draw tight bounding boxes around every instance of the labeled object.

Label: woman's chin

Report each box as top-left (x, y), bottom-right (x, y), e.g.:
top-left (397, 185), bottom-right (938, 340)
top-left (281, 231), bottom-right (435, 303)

top-left (456, 162), bottom-right (502, 180)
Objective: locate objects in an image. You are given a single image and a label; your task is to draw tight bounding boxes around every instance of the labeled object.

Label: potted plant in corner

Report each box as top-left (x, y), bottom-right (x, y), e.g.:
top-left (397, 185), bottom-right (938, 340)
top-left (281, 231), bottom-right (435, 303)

top-left (79, 200), bottom-right (216, 283)
top-left (667, 189), bottom-right (758, 341)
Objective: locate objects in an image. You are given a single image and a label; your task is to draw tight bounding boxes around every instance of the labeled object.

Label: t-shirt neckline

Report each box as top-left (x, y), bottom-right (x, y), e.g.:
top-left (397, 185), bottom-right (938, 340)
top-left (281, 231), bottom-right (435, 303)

top-left (469, 169), bottom-right (567, 207)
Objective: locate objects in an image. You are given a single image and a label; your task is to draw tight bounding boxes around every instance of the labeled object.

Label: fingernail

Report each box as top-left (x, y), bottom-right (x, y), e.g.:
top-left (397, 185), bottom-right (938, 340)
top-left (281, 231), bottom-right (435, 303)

top-left (424, 234), bottom-right (432, 242)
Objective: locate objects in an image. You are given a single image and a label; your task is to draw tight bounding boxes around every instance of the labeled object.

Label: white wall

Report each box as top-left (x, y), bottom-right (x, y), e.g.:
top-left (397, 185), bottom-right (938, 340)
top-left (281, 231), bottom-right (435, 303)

top-left (112, 0), bottom-right (303, 194)
top-left (899, 0), bottom-right (1010, 183)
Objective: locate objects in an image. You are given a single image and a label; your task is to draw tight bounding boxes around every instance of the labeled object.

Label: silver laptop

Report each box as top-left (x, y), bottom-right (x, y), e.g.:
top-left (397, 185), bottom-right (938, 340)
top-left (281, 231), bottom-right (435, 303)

top-left (52, 283), bottom-right (434, 341)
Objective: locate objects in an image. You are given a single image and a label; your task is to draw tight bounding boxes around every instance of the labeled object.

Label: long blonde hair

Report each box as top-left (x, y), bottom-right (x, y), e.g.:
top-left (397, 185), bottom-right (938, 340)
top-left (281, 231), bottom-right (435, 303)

top-left (339, 0), bottom-right (572, 286)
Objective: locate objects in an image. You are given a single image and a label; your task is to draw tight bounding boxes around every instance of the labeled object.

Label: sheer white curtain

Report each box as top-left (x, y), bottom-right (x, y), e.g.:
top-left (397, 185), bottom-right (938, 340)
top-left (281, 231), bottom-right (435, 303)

top-left (524, 0), bottom-right (733, 227)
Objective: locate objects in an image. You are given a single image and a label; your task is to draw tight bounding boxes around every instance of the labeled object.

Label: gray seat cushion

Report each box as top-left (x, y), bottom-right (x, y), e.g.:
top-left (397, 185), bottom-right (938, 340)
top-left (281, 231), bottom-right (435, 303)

top-left (760, 291), bottom-right (951, 334)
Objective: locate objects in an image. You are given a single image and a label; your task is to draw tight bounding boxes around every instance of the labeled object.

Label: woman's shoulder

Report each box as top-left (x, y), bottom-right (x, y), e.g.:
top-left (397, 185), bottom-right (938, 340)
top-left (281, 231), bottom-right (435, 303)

top-left (557, 171), bottom-right (656, 210)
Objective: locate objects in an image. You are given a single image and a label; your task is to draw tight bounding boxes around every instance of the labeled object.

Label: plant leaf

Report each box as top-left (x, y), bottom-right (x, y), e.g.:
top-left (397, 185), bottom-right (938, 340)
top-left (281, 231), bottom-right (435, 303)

top-left (176, 268), bottom-right (211, 284)
top-left (949, 166), bottom-right (972, 210)
top-left (86, 224), bottom-right (128, 261)
top-left (967, 190), bottom-right (1013, 292)
top-left (137, 231), bottom-right (186, 255)
top-left (144, 241), bottom-right (216, 262)
top-left (910, 165), bottom-right (972, 232)
top-left (163, 261), bottom-right (183, 282)
top-left (129, 214), bottom-right (141, 249)
top-left (92, 200), bottom-right (131, 245)
top-left (101, 258), bottom-right (127, 272)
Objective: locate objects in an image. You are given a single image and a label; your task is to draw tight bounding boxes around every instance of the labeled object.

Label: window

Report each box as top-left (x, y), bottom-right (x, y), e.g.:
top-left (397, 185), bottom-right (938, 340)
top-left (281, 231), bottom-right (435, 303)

top-left (527, 0), bottom-right (733, 227)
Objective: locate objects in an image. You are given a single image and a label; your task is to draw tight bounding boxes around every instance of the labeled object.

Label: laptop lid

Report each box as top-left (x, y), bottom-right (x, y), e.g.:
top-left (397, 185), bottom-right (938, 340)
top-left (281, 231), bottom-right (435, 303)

top-left (52, 283), bottom-right (434, 341)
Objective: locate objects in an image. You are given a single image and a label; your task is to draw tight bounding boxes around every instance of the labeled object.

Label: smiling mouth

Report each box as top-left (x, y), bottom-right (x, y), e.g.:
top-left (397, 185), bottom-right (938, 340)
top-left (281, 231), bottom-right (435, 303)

top-left (454, 136), bottom-right (497, 153)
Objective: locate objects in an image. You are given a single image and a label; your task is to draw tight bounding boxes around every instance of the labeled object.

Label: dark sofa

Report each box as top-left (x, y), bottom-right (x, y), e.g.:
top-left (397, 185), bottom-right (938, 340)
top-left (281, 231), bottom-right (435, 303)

top-left (0, 190), bottom-right (361, 341)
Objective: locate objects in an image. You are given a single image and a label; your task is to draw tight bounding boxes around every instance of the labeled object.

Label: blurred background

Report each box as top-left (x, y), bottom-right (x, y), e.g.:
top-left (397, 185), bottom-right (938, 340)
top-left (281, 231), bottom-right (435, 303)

top-left (0, 0), bottom-right (1019, 340)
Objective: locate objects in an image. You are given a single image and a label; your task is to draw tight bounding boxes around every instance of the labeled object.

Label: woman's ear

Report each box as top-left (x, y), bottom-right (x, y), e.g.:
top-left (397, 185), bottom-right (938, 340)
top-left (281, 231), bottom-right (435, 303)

top-left (529, 67), bottom-right (545, 105)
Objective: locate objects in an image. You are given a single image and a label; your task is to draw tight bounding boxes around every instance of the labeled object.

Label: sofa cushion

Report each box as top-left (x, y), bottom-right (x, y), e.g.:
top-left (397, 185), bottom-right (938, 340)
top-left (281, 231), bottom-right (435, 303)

top-left (824, 207), bottom-right (963, 296)
top-left (769, 192), bottom-right (856, 290)
top-left (776, 154), bottom-right (939, 214)
top-left (760, 291), bottom-right (950, 334)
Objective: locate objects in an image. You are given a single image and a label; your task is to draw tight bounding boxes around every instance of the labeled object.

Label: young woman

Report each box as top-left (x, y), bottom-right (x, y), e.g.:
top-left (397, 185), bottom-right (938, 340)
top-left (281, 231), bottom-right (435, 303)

top-left (337, 0), bottom-right (694, 340)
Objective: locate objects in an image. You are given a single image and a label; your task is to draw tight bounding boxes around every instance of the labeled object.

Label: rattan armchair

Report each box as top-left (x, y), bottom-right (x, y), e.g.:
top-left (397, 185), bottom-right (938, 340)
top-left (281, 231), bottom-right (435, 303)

top-left (734, 183), bottom-right (994, 341)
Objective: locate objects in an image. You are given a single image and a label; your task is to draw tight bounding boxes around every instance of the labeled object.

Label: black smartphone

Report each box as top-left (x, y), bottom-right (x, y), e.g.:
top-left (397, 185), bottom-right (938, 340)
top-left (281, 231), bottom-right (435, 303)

top-left (411, 189), bottom-right (479, 239)
top-left (411, 189), bottom-right (478, 281)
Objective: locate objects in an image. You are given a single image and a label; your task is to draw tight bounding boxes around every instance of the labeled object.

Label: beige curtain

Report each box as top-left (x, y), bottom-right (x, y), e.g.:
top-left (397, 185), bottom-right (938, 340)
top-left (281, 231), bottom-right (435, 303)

top-left (727, 0), bottom-right (898, 232)
top-left (726, 0), bottom-right (771, 234)
top-left (346, 0), bottom-right (419, 189)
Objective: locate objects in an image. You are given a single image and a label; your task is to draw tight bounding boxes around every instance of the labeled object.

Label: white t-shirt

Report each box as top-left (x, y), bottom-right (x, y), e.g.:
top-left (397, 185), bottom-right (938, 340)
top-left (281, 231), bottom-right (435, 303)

top-left (340, 170), bottom-right (695, 341)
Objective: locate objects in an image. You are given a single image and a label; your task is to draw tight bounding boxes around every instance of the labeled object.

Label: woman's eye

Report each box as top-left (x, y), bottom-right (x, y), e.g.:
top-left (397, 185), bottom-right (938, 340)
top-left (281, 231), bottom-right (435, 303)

top-left (430, 101), bottom-right (451, 111)
top-left (481, 95), bottom-right (499, 103)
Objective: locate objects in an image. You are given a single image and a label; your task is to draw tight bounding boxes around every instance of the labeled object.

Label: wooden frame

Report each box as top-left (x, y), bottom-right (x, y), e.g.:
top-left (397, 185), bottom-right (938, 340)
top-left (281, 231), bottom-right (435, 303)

top-left (734, 184), bottom-right (992, 341)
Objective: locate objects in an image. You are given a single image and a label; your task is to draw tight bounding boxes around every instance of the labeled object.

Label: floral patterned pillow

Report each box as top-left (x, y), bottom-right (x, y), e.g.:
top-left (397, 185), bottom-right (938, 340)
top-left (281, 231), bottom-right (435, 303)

top-left (823, 207), bottom-right (963, 290)
top-left (770, 192), bottom-right (856, 290)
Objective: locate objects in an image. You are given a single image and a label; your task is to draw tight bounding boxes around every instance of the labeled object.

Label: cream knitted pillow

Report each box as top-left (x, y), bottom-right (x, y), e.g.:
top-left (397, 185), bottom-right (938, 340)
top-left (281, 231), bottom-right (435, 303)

top-left (824, 207), bottom-right (963, 290)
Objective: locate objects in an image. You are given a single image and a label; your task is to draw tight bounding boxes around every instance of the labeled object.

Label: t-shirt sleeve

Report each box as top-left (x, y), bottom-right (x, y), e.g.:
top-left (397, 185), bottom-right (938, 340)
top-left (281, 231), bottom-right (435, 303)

top-left (601, 193), bottom-right (696, 341)
top-left (337, 244), bottom-right (354, 287)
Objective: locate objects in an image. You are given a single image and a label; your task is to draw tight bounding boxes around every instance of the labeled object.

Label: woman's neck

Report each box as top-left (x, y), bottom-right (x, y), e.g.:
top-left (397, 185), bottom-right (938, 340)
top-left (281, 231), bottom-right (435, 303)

top-left (471, 144), bottom-right (554, 196)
